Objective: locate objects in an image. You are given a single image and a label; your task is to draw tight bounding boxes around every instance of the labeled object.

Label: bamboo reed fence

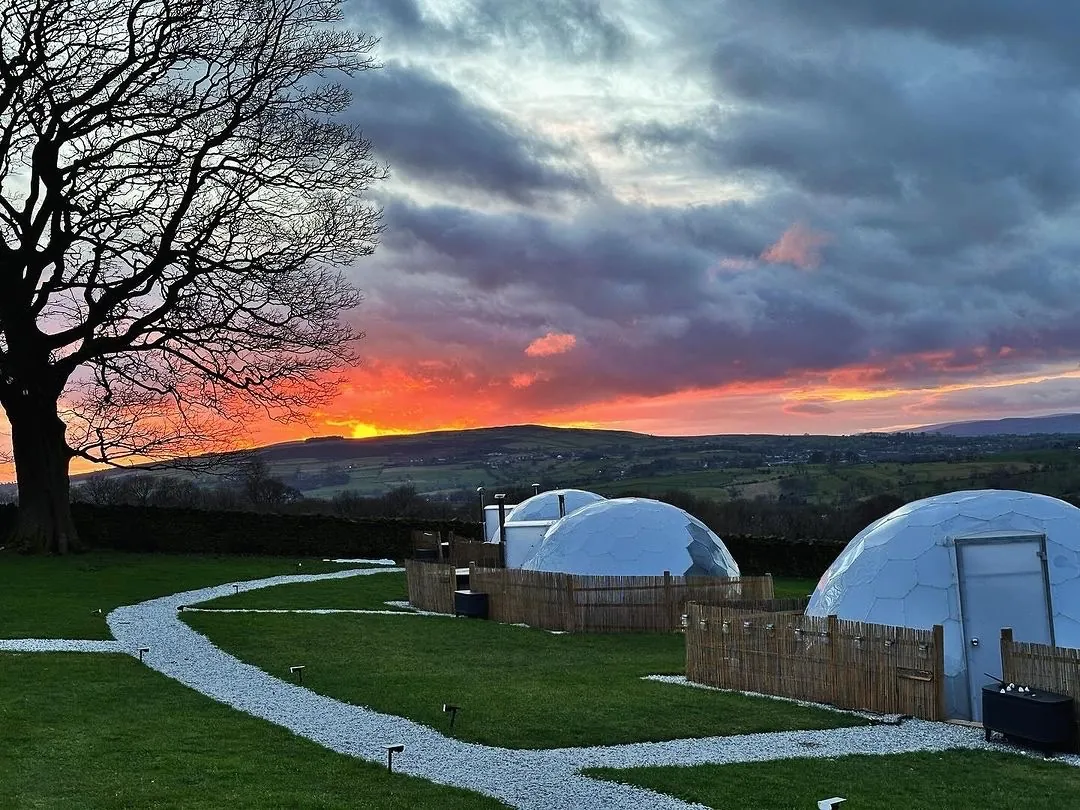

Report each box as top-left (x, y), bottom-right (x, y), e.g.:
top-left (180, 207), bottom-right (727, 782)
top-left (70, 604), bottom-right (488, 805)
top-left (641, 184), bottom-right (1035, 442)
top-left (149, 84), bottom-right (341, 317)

top-left (467, 567), bottom-right (780, 633)
top-left (404, 559), bottom-right (456, 614)
top-left (410, 530), bottom-right (503, 567)
top-left (1001, 628), bottom-right (1080, 749)
top-left (447, 540), bottom-right (503, 568)
top-left (685, 603), bottom-right (945, 719)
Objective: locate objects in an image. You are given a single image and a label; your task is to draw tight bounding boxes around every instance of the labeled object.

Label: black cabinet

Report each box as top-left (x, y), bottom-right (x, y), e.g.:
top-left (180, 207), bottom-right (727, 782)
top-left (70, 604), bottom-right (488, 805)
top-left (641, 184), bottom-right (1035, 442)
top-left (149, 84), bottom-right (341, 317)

top-left (982, 686), bottom-right (1075, 754)
top-left (454, 589), bottom-right (489, 619)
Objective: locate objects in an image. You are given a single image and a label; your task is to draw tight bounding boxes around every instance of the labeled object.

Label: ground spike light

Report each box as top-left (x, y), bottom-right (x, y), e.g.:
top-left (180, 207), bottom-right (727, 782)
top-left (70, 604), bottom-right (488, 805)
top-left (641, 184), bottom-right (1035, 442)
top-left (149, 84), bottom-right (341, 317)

top-left (443, 703), bottom-right (460, 729)
top-left (532, 482), bottom-right (540, 495)
top-left (290, 665), bottom-right (305, 684)
top-left (138, 647), bottom-right (150, 662)
top-left (386, 744), bottom-right (404, 771)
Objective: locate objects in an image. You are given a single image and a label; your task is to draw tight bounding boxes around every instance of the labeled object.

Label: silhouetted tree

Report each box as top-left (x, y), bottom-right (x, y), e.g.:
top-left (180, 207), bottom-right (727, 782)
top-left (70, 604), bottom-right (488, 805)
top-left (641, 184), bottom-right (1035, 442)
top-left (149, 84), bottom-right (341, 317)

top-left (0, 0), bottom-right (383, 552)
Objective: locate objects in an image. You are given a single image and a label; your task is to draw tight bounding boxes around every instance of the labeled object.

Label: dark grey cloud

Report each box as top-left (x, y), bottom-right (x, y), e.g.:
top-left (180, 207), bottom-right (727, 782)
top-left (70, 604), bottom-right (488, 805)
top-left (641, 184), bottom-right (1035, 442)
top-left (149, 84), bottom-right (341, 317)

top-left (347, 63), bottom-right (596, 203)
top-left (345, 0), bottom-right (630, 61)
top-left (763, 0), bottom-right (1080, 72)
top-left (355, 192), bottom-right (1080, 411)
top-left (343, 2), bottom-right (1080, 416)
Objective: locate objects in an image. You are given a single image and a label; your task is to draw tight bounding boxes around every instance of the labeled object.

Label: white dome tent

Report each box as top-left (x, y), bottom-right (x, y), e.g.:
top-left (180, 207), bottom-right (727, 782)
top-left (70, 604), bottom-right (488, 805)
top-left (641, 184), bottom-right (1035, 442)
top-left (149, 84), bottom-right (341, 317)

top-left (483, 489), bottom-right (606, 567)
top-left (521, 497), bottom-right (740, 578)
top-left (806, 490), bottom-right (1080, 721)
top-left (504, 489), bottom-right (606, 524)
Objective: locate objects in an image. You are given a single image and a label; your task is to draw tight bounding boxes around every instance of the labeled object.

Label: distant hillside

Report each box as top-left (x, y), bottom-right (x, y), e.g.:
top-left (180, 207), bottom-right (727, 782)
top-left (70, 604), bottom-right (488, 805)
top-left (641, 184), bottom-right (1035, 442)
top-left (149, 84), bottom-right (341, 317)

top-left (256, 424), bottom-right (650, 463)
top-left (911, 413), bottom-right (1080, 437)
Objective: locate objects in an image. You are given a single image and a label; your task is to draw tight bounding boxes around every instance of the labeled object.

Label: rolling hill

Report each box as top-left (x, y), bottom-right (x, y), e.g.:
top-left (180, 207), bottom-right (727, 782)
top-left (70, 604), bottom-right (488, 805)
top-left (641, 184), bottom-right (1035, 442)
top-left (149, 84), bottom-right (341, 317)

top-left (911, 413), bottom-right (1080, 437)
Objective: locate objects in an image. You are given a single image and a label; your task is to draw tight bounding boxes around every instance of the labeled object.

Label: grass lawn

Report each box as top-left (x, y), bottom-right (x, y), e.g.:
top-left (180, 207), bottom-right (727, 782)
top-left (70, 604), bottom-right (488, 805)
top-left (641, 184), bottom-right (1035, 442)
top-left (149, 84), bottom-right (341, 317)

top-left (0, 653), bottom-right (503, 809)
top-left (0, 551), bottom-right (351, 639)
top-left (200, 569), bottom-right (408, 611)
top-left (772, 577), bottom-right (817, 599)
top-left (585, 749), bottom-right (1080, 809)
top-left (186, 611), bottom-right (865, 749)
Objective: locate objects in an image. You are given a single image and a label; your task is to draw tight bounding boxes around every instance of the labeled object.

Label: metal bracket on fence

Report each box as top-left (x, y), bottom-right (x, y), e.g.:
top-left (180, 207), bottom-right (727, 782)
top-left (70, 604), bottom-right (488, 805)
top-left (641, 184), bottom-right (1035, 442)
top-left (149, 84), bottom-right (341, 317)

top-left (722, 621), bottom-right (730, 633)
top-left (884, 639), bottom-right (894, 649)
top-left (742, 620), bottom-right (752, 630)
top-left (699, 618), bottom-right (708, 630)
top-left (918, 642), bottom-right (929, 654)
top-left (766, 623), bottom-right (775, 631)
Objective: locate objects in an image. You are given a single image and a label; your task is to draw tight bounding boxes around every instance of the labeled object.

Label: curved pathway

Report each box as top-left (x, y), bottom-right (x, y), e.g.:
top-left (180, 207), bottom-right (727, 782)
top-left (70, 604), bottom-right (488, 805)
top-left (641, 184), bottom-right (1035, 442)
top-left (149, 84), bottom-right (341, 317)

top-left (8, 567), bottom-right (1070, 809)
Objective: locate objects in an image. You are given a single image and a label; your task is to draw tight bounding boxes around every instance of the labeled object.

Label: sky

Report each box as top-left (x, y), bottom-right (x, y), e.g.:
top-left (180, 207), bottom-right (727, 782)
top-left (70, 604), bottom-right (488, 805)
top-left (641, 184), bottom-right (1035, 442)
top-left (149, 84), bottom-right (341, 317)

top-left (303, 0), bottom-right (1080, 441)
top-left (6, 0), bottom-right (1080, 479)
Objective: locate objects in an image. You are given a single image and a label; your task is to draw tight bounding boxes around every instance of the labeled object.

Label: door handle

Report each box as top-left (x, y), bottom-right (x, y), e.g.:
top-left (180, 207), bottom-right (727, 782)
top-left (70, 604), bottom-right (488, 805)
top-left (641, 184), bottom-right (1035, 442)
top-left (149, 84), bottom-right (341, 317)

top-left (971, 638), bottom-right (979, 647)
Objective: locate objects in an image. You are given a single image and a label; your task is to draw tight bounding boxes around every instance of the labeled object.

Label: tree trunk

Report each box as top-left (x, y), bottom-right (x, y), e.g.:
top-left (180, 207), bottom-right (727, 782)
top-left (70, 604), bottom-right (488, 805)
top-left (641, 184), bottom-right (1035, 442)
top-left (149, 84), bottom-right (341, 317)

top-left (5, 391), bottom-right (78, 554)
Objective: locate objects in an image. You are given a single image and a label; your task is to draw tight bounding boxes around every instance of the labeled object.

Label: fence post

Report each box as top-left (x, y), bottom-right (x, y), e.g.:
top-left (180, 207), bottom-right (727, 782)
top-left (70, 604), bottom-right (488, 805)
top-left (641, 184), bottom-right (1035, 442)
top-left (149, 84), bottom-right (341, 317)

top-left (827, 614), bottom-right (839, 707)
top-left (764, 572), bottom-right (774, 599)
top-left (1000, 627), bottom-right (1014, 686)
top-left (564, 574), bottom-right (576, 633)
top-left (685, 602), bottom-right (697, 681)
top-left (933, 624), bottom-right (945, 720)
top-left (663, 570), bottom-right (673, 632)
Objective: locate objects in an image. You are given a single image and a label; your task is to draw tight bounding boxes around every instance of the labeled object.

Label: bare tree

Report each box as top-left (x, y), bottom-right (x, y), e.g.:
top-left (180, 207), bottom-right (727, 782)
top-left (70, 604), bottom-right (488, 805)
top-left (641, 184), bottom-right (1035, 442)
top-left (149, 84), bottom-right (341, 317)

top-left (0, 0), bottom-right (384, 552)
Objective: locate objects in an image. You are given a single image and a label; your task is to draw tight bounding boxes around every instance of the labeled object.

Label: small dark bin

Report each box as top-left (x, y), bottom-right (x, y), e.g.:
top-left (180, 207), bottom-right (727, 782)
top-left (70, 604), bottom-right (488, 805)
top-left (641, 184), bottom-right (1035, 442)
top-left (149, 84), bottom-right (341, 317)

top-left (982, 685), bottom-right (1075, 754)
top-left (454, 589), bottom-right (489, 619)
top-left (413, 548), bottom-right (438, 562)
top-left (455, 568), bottom-right (470, 590)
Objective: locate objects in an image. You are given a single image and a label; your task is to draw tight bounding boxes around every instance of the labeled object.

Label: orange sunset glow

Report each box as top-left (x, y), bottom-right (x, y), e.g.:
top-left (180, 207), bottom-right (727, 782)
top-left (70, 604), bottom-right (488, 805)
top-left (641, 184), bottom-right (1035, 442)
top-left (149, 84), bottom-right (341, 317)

top-left (2, 345), bottom-right (1079, 483)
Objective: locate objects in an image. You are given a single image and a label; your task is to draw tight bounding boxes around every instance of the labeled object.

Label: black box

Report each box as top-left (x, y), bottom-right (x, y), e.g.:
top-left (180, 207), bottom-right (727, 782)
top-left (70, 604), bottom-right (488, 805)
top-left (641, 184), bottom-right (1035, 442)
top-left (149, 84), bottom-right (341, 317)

top-left (454, 589), bottom-right (489, 619)
top-left (982, 685), bottom-right (1075, 753)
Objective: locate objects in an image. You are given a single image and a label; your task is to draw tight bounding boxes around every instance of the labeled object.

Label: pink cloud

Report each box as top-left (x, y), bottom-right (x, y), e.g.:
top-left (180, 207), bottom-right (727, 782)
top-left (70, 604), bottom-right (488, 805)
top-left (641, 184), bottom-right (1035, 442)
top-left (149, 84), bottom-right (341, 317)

top-left (525, 332), bottom-right (577, 357)
top-left (510, 372), bottom-right (542, 388)
top-left (760, 221), bottom-right (832, 270)
top-left (783, 401), bottom-right (835, 415)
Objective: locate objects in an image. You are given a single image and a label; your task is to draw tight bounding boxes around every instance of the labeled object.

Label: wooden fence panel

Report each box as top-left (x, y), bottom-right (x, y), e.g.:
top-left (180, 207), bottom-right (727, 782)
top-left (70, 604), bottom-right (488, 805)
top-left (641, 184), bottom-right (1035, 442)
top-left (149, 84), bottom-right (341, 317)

top-left (1001, 628), bottom-right (1080, 748)
top-left (449, 540), bottom-right (503, 568)
top-left (468, 571), bottom-right (778, 633)
top-left (685, 603), bottom-right (944, 719)
top-left (404, 559), bottom-right (455, 614)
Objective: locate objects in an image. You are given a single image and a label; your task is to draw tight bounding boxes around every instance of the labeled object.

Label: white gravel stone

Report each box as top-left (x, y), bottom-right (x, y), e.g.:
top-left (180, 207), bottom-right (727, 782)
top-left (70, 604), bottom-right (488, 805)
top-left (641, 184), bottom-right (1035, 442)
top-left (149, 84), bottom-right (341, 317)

top-left (643, 674), bottom-right (904, 723)
top-left (181, 608), bottom-right (438, 616)
top-left (323, 558), bottom-right (397, 566)
top-left (0, 638), bottom-right (127, 653)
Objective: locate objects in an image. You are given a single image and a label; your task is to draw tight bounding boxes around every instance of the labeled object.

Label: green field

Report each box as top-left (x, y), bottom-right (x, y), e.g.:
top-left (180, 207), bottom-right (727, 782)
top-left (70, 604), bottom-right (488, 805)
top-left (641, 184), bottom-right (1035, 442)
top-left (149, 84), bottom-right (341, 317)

top-left (6, 551), bottom-right (1080, 809)
top-left (586, 749), bottom-right (1080, 810)
top-left (0, 552), bottom-right (349, 639)
top-left (200, 568), bottom-right (410, 610)
top-left (185, 609), bottom-right (864, 749)
top-left (0, 654), bottom-right (503, 810)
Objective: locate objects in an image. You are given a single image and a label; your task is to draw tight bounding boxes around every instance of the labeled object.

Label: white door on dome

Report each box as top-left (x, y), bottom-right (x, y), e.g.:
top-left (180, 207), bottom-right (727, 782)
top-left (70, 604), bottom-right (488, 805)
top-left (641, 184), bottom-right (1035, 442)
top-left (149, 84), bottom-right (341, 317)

top-left (956, 536), bottom-right (1052, 722)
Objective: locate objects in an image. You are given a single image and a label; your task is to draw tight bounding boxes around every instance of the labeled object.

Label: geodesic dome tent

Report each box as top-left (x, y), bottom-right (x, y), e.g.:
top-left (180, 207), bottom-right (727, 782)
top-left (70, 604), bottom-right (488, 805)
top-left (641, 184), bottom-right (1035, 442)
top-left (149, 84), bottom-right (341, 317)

top-left (506, 488), bottom-right (606, 523)
top-left (485, 489), bottom-right (606, 543)
top-left (806, 490), bottom-right (1080, 721)
top-left (521, 497), bottom-right (740, 578)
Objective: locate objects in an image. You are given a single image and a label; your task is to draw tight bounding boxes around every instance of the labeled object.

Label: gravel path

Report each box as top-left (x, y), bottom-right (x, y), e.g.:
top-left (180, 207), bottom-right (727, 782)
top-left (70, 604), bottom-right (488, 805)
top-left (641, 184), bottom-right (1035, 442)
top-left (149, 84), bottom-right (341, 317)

top-left (180, 608), bottom-right (435, 616)
top-left (7, 567), bottom-right (1075, 809)
top-left (0, 638), bottom-right (127, 653)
